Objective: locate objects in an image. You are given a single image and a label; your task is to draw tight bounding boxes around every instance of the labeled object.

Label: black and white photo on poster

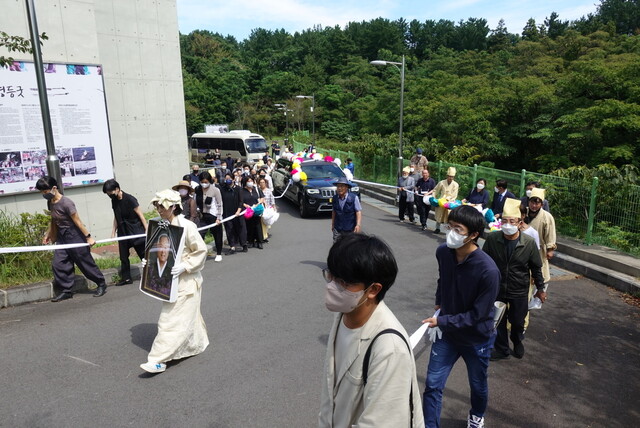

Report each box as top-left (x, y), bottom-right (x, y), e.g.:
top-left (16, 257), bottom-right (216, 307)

top-left (140, 219), bottom-right (185, 302)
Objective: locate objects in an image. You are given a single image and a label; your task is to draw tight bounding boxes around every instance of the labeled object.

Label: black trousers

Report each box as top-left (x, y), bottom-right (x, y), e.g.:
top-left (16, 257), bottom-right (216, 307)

top-left (246, 216), bottom-right (263, 244)
top-left (53, 227), bottom-right (106, 292)
top-left (200, 213), bottom-right (223, 255)
top-left (224, 216), bottom-right (247, 248)
top-left (398, 194), bottom-right (415, 221)
top-left (118, 237), bottom-right (145, 281)
top-left (416, 199), bottom-right (431, 226)
top-left (495, 297), bottom-right (529, 355)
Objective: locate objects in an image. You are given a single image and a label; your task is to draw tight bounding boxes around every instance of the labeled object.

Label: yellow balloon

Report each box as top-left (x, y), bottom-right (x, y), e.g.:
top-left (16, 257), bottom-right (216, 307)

top-left (438, 198), bottom-right (447, 207)
top-left (292, 163), bottom-right (300, 169)
top-left (299, 171), bottom-right (308, 181)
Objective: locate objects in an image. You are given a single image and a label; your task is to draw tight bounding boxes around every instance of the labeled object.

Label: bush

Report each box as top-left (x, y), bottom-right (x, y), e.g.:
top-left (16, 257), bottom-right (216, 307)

top-left (0, 210), bottom-right (53, 288)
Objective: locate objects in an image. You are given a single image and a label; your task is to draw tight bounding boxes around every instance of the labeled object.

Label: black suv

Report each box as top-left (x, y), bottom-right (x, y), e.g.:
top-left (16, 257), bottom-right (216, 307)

top-left (271, 158), bottom-right (360, 217)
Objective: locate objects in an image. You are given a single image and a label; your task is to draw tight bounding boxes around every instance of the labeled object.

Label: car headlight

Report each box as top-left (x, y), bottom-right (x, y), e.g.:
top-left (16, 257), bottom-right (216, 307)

top-left (351, 186), bottom-right (360, 192)
top-left (306, 188), bottom-right (320, 195)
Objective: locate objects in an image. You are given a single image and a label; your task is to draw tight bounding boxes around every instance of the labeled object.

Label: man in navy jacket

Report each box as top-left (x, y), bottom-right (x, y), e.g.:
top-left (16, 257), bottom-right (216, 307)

top-left (422, 206), bottom-right (500, 428)
top-left (331, 177), bottom-right (361, 242)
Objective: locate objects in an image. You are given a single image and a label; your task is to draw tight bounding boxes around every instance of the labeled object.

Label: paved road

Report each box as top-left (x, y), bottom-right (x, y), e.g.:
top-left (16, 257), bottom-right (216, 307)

top-left (1, 196), bottom-right (638, 427)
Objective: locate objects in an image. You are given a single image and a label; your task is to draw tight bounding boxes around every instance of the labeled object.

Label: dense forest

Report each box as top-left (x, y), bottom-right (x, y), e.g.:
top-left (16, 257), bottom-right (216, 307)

top-left (180, 0), bottom-right (640, 173)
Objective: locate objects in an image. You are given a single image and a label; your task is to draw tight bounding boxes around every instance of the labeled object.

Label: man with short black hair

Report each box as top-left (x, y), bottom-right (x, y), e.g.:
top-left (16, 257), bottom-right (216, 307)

top-left (422, 205), bottom-right (500, 428)
top-left (319, 233), bottom-right (424, 427)
top-left (103, 179), bottom-right (147, 286)
top-left (520, 181), bottom-right (550, 212)
top-left (491, 179), bottom-right (515, 219)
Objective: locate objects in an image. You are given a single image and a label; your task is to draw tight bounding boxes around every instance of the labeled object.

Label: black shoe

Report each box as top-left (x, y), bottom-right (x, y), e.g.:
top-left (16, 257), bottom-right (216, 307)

top-left (226, 248), bottom-right (236, 255)
top-left (251, 242), bottom-right (257, 248)
top-left (94, 285), bottom-right (107, 297)
top-left (513, 342), bottom-right (525, 359)
top-left (115, 278), bottom-right (132, 286)
top-left (422, 225), bottom-right (427, 231)
top-left (490, 350), bottom-right (510, 361)
top-left (52, 292), bottom-right (73, 302)
top-left (433, 228), bottom-right (441, 234)
top-left (263, 239), bottom-right (269, 243)
top-left (257, 243), bottom-right (263, 250)
top-left (242, 245), bottom-right (248, 253)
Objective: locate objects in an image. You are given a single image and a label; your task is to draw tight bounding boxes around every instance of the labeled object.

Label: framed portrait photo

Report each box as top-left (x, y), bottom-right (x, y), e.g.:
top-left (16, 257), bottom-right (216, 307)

top-left (139, 219), bottom-right (185, 302)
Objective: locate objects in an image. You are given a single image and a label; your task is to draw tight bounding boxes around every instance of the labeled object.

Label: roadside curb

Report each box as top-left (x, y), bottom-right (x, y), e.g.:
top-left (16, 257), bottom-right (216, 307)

top-left (0, 266), bottom-right (142, 309)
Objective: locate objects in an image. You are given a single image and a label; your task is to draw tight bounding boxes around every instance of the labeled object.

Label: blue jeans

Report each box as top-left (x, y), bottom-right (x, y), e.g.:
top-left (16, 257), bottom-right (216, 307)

top-left (423, 335), bottom-right (493, 428)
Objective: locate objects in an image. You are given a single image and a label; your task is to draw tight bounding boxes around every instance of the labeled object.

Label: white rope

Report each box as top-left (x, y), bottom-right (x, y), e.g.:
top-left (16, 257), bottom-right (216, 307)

top-left (0, 210), bottom-right (247, 254)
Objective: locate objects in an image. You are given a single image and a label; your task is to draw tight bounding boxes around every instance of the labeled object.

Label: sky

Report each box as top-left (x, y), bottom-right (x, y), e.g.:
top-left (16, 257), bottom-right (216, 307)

top-left (176, 0), bottom-right (600, 42)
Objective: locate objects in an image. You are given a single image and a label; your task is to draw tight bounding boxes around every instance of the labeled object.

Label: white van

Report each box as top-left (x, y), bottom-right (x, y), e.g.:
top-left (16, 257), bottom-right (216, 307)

top-left (189, 131), bottom-right (268, 165)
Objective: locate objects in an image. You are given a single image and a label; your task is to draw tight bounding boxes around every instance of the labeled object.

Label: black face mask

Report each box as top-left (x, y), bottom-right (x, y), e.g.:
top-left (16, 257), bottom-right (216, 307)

top-left (192, 170), bottom-right (199, 176)
top-left (108, 193), bottom-right (118, 200)
top-left (43, 192), bottom-right (55, 201)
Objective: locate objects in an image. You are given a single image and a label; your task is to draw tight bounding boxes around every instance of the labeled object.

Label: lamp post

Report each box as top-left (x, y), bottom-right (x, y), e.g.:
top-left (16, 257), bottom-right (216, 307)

top-left (296, 94), bottom-right (315, 146)
top-left (274, 103), bottom-right (290, 138)
top-left (370, 55), bottom-right (405, 177)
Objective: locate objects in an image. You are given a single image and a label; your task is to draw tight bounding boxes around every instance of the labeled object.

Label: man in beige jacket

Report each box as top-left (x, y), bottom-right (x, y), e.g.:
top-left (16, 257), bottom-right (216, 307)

top-left (319, 234), bottom-right (424, 427)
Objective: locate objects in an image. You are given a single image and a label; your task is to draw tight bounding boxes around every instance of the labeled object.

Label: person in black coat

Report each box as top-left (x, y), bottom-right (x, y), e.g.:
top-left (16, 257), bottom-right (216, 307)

top-left (491, 179), bottom-right (515, 219)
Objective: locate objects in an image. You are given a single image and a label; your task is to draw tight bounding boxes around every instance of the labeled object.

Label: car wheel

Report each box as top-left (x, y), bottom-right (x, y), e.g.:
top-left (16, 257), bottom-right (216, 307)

top-left (298, 196), bottom-right (310, 218)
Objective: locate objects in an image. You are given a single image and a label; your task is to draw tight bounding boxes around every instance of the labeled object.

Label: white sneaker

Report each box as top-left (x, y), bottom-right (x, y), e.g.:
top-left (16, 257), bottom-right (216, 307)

top-left (467, 413), bottom-right (485, 428)
top-left (214, 255), bottom-right (222, 262)
top-left (140, 362), bottom-right (166, 373)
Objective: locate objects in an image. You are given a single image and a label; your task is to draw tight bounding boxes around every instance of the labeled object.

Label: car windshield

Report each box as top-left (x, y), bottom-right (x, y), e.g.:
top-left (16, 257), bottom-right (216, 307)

top-left (300, 163), bottom-right (345, 179)
top-left (246, 138), bottom-right (268, 153)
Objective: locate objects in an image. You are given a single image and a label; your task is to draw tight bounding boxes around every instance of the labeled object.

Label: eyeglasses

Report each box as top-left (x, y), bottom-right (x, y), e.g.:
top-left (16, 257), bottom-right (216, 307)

top-left (445, 224), bottom-right (466, 235)
top-left (322, 269), bottom-right (357, 290)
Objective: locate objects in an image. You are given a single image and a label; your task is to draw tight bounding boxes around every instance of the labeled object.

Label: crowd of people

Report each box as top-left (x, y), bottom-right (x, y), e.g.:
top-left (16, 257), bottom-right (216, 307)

top-left (32, 144), bottom-right (559, 424)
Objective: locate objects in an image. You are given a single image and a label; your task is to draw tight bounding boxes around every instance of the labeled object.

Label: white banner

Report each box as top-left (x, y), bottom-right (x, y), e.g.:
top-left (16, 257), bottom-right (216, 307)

top-left (0, 61), bottom-right (114, 195)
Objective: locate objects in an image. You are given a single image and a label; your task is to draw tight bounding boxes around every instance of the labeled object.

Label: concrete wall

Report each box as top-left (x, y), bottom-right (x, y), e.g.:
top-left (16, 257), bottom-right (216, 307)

top-left (0, 0), bottom-right (188, 239)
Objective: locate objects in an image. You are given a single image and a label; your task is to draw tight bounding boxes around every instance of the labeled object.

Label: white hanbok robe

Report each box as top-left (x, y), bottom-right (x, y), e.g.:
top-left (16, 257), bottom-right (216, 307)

top-left (147, 215), bottom-right (209, 363)
top-left (432, 179), bottom-right (459, 223)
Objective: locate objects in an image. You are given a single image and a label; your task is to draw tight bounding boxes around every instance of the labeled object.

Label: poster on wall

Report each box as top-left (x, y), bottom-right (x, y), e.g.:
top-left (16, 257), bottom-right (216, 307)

top-left (0, 61), bottom-right (113, 195)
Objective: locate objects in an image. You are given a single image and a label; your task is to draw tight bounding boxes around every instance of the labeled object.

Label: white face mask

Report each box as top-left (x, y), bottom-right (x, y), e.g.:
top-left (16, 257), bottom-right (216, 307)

top-left (325, 281), bottom-right (369, 313)
top-left (201, 183), bottom-right (210, 189)
top-left (410, 168), bottom-right (415, 172)
top-left (501, 223), bottom-right (519, 236)
top-left (178, 189), bottom-right (188, 197)
top-left (494, 187), bottom-right (500, 193)
top-left (477, 183), bottom-right (485, 190)
top-left (446, 229), bottom-right (469, 249)
top-left (526, 190), bottom-right (533, 198)
top-left (246, 182), bottom-right (254, 188)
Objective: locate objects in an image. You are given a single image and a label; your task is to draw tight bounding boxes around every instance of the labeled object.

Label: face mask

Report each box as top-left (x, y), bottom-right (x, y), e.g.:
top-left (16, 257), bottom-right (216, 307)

top-left (526, 190), bottom-right (533, 198)
top-left (178, 189), bottom-right (188, 197)
top-left (402, 174), bottom-right (408, 178)
top-left (446, 229), bottom-right (468, 249)
top-left (410, 168), bottom-right (415, 172)
top-left (43, 192), bottom-right (55, 201)
top-left (201, 183), bottom-right (210, 189)
top-left (246, 182), bottom-right (254, 188)
top-left (494, 187), bottom-right (500, 193)
top-left (192, 170), bottom-right (199, 176)
top-left (501, 223), bottom-right (519, 236)
top-left (244, 170), bottom-right (250, 175)
top-left (477, 183), bottom-right (485, 190)
top-left (225, 179), bottom-right (233, 185)
top-left (108, 192), bottom-right (118, 200)
top-left (325, 281), bottom-right (369, 313)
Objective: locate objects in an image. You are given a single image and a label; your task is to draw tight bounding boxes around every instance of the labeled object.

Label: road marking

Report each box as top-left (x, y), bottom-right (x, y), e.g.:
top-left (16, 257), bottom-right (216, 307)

top-left (66, 355), bottom-right (101, 367)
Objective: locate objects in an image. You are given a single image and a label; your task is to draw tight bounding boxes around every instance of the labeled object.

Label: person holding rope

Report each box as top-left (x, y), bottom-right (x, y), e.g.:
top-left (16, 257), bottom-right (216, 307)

top-left (140, 189), bottom-right (208, 374)
top-left (36, 176), bottom-right (107, 302)
top-left (195, 171), bottom-right (224, 262)
top-left (103, 179), bottom-right (147, 286)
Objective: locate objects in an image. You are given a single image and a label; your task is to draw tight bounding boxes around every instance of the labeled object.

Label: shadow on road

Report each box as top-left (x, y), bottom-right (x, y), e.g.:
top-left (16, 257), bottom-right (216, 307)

top-left (130, 323), bottom-right (157, 351)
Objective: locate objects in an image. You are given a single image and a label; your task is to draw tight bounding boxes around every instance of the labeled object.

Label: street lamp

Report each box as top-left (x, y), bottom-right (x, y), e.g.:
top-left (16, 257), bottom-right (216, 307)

top-left (296, 94), bottom-right (315, 146)
top-left (370, 55), bottom-right (405, 177)
top-left (274, 103), bottom-right (290, 139)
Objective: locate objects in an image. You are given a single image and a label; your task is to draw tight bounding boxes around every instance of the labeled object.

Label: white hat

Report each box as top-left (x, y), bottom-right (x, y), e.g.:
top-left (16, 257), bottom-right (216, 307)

top-left (150, 189), bottom-right (181, 210)
top-left (447, 166), bottom-right (456, 177)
